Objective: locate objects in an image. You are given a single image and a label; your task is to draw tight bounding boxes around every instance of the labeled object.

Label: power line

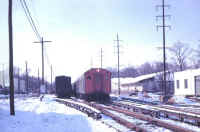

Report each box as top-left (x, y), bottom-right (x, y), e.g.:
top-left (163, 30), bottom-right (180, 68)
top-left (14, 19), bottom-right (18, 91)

top-left (44, 48), bottom-right (55, 80)
top-left (19, 0), bottom-right (41, 40)
top-left (44, 48), bottom-right (52, 69)
top-left (19, 0), bottom-right (54, 85)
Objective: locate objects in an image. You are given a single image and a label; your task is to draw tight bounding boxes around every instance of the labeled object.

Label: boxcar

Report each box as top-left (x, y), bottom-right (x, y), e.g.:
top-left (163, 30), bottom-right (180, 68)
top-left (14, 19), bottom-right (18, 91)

top-left (55, 76), bottom-right (72, 98)
top-left (73, 68), bottom-right (111, 101)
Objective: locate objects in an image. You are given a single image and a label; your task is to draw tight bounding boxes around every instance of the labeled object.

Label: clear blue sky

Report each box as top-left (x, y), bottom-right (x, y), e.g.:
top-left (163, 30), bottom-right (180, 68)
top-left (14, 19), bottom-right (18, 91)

top-left (0, 0), bottom-right (200, 81)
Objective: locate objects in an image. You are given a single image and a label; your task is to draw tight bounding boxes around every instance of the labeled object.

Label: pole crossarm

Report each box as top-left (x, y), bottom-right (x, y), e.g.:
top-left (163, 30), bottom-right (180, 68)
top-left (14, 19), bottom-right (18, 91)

top-left (33, 41), bottom-right (52, 43)
top-left (156, 25), bottom-right (171, 31)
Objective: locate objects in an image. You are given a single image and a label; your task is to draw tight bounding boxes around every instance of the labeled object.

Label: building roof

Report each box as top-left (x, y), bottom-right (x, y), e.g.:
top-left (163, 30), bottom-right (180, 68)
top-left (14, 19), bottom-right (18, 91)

top-left (112, 72), bottom-right (158, 86)
top-left (174, 68), bottom-right (200, 75)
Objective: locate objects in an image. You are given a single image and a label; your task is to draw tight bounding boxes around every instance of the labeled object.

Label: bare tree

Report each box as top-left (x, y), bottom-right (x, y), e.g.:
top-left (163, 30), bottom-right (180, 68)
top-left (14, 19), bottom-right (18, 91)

top-left (167, 41), bottom-right (192, 71)
top-left (138, 62), bottom-right (154, 75)
top-left (190, 44), bottom-right (200, 68)
top-left (120, 67), bottom-right (139, 78)
top-left (106, 67), bottom-right (118, 78)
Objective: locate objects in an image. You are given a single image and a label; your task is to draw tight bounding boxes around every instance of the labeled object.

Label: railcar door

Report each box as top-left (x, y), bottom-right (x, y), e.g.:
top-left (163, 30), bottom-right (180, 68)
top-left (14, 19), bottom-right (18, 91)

top-left (94, 73), bottom-right (104, 92)
top-left (195, 76), bottom-right (200, 96)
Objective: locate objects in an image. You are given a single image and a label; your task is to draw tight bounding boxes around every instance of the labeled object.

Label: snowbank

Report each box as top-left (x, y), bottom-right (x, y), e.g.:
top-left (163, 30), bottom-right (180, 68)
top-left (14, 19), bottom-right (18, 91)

top-left (0, 95), bottom-right (116, 132)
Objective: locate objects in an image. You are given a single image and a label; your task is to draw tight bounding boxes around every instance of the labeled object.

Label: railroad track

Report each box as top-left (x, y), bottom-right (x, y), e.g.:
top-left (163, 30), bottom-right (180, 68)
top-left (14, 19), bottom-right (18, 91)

top-left (186, 96), bottom-right (200, 103)
top-left (55, 98), bottom-right (165, 131)
top-left (86, 102), bottom-right (198, 132)
top-left (55, 98), bottom-right (199, 132)
top-left (112, 99), bottom-right (200, 127)
top-left (55, 98), bottom-right (132, 131)
top-left (55, 98), bottom-right (102, 119)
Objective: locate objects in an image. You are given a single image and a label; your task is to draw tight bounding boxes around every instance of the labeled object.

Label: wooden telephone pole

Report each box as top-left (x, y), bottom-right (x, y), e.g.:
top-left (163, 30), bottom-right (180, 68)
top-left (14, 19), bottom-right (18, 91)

top-left (51, 65), bottom-right (53, 92)
top-left (8, 0), bottom-right (15, 115)
top-left (34, 37), bottom-right (51, 93)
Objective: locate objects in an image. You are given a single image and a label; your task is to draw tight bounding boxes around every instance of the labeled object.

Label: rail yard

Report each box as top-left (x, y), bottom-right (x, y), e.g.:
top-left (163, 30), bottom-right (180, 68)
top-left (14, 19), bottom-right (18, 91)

top-left (55, 96), bottom-right (200, 132)
top-left (51, 67), bottom-right (200, 132)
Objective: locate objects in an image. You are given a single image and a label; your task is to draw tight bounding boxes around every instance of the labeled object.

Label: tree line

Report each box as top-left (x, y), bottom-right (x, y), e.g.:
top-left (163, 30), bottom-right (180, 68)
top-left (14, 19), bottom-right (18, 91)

top-left (108, 41), bottom-right (200, 78)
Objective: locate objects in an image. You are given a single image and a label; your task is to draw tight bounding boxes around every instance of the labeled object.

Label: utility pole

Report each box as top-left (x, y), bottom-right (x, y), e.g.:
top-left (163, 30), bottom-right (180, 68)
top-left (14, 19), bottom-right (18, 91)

top-left (100, 48), bottom-right (103, 68)
top-left (38, 68), bottom-right (40, 94)
top-left (2, 64), bottom-right (5, 89)
top-left (8, 0), bottom-right (15, 115)
top-left (18, 68), bottom-right (20, 94)
top-left (51, 65), bottom-right (52, 93)
top-left (33, 37), bottom-right (52, 94)
top-left (25, 61), bottom-right (28, 94)
top-left (90, 57), bottom-right (93, 69)
top-left (156, 0), bottom-right (171, 99)
top-left (114, 33), bottom-right (122, 96)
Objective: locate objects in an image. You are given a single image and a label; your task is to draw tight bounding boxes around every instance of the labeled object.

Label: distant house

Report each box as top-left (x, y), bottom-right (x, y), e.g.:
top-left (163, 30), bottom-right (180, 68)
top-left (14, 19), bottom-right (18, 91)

top-left (14, 78), bottom-right (26, 93)
top-left (174, 69), bottom-right (200, 96)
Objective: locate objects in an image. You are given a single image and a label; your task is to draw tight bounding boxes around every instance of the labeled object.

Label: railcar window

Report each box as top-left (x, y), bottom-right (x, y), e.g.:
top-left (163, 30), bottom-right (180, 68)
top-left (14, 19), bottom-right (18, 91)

top-left (87, 76), bottom-right (91, 80)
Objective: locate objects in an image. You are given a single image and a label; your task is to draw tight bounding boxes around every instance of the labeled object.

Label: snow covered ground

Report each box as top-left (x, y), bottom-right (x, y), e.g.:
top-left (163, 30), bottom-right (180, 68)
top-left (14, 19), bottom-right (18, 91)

top-left (121, 92), bottom-right (200, 106)
top-left (1, 93), bottom-right (200, 132)
top-left (0, 95), bottom-right (117, 132)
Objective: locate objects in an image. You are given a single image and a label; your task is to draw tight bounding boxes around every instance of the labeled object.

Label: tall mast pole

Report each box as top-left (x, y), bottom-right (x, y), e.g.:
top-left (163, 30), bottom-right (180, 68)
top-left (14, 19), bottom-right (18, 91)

top-left (117, 34), bottom-right (120, 95)
top-left (114, 33), bottom-right (122, 96)
top-left (8, 0), bottom-right (15, 115)
top-left (162, 0), bottom-right (167, 96)
top-left (156, 0), bottom-right (171, 98)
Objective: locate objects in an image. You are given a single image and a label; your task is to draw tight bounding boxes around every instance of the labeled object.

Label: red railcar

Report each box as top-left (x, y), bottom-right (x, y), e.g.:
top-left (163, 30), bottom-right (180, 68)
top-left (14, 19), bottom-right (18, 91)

top-left (73, 68), bottom-right (111, 101)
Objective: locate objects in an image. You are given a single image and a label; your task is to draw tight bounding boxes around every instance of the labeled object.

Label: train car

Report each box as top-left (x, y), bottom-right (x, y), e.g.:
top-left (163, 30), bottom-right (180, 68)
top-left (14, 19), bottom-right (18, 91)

top-left (55, 76), bottom-right (72, 98)
top-left (73, 68), bottom-right (111, 101)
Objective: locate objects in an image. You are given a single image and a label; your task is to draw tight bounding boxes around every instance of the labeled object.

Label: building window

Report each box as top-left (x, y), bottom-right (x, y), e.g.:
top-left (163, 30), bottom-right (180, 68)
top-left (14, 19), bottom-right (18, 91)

top-left (184, 79), bottom-right (188, 89)
top-left (176, 80), bottom-right (179, 89)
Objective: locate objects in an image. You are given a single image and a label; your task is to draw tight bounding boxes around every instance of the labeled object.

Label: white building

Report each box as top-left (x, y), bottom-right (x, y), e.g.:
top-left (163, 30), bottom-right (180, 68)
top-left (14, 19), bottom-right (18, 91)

top-left (174, 69), bottom-right (200, 96)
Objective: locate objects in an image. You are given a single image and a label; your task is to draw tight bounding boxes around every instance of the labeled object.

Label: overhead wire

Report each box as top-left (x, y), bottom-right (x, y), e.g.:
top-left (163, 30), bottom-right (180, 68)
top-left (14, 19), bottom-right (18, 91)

top-left (19, 0), bottom-right (55, 81)
top-left (19, 0), bottom-right (41, 40)
top-left (44, 48), bottom-right (55, 75)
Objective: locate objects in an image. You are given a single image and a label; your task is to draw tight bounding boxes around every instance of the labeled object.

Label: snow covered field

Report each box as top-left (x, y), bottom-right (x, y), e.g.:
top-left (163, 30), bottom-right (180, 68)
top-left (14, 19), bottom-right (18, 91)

top-left (0, 95), bottom-right (117, 132)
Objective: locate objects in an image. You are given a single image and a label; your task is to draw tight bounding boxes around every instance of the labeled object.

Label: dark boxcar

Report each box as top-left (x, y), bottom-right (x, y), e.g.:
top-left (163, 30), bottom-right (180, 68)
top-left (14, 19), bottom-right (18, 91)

top-left (73, 68), bottom-right (111, 101)
top-left (55, 76), bottom-right (72, 98)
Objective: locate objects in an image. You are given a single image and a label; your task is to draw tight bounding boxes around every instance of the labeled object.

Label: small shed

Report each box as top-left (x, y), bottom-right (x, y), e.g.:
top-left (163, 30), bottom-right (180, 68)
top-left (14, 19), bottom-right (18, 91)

top-left (121, 73), bottom-right (158, 92)
top-left (112, 73), bottom-right (159, 94)
top-left (174, 69), bottom-right (200, 96)
top-left (112, 72), bottom-right (174, 95)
